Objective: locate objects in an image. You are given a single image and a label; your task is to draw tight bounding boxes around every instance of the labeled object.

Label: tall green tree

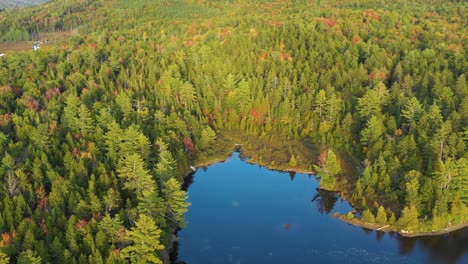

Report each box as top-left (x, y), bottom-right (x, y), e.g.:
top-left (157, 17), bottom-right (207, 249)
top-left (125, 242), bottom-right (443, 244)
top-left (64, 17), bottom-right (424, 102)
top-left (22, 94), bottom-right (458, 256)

top-left (405, 170), bottom-right (421, 210)
top-left (17, 250), bottom-right (41, 264)
top-left (0, 251), bottom-right (9, 264)
top-left (155, 139), bottom-right (176, 181)
top-left (163, 178), bottom-right (191, 227)
top-left (199, 126), bottom-right (217, 149)
top-left (314, 150), bottom-right (341, 190)
top-left (117, 154), bottom-right (154, 197)
top-left (375, 206), bottom-right (387, 224)
top-left (397, 206), bottom-right (419, 231)
top-left (121, 214), bottom-right (164, 264)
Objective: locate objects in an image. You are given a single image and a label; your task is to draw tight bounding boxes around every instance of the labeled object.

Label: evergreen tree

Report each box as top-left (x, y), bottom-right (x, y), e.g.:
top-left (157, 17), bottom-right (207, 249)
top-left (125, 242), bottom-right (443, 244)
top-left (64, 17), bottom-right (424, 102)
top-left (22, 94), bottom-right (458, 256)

top-left (163, 178), bottom-right (191, 227)
top-left (405, 171), bottom-right (421, 210)
top-left (314, 150), bottom-right (340, 190)
top-left (17, 250), bottom-right (41, 264)
top-left (397, 206), bottom-right (419, 231)
top-left (289, 155), bottom-right (297, 167)
top-left (375, 206), bottom-right (387, 224)
top-left (199, 126), bottom-right (217, 149)
top-left (155, 139), bottom-right (176, 181)
top-left (362, 209), bottom-right (375, 223)
top-left (0, 251), bottom-right (9, 264)
top-left (117, 154), bottom-right (154, 197)
top-left (99, 214), bottom-right (123, 245)
top-left (121, 214), bottom-right (164, 264)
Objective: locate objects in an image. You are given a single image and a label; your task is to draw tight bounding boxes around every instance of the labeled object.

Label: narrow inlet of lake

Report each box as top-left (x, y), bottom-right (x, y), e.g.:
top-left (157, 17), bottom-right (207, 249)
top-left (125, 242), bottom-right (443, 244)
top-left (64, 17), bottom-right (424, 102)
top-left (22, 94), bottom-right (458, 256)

top-left (171, 152), bottom-right (468, 264)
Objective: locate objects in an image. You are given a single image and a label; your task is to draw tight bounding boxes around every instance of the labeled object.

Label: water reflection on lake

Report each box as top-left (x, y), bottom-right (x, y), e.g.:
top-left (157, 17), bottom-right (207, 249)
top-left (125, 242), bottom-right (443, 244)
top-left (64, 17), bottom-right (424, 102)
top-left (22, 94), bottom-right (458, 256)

top-left (171, 152), bottom-right (468, 264)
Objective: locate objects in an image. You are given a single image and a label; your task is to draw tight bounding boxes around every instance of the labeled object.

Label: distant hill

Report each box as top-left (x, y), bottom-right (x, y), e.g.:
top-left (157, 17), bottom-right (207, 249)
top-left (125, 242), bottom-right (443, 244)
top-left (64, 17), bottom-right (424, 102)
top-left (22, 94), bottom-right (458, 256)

top-left (0, 0), bottom-right (48, 9)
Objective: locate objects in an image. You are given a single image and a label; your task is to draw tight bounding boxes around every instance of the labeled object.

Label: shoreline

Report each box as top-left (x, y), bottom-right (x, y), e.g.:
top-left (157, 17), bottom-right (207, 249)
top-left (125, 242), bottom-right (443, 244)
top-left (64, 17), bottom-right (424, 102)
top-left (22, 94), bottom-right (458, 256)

top-left (334, 213), bottom-right (468, 237)
top-left (192, 149), bottom-right (317, 177)
top-left (186, 141), bottom-right (467, 238)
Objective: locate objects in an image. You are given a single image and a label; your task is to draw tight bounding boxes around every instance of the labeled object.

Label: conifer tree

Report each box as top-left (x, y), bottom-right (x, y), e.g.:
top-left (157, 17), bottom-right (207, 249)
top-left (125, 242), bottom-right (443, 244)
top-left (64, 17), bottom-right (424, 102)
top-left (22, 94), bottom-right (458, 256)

top-left (375, 206), bottom-right (387, 224)
top-left (314, 150), bottom-right (340, 190)
top-left (163, 178), bottom-right (191, 227)
top-left (155, 139), bottom-right (176, 181)
top-left (121, 214), bottom-right (164, 264)
top-left (0, 251), bottom-right (9, 264)
top-left (117, 153), bottom-right (153, 197)
top-left (362, 209), bottom-right (375, 223)
top-left (397, 206), bottom-right (419, 231)
top-left (17, 250), bottom-right (41, 264)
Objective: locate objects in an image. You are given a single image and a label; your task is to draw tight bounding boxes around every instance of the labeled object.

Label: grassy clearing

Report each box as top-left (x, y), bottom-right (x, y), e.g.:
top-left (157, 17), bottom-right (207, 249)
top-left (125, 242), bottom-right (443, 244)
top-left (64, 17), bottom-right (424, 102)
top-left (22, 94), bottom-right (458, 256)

top-left (0, 31), bottom-right (71, 53)
top-left (0, 0), bottom-right (47, 9)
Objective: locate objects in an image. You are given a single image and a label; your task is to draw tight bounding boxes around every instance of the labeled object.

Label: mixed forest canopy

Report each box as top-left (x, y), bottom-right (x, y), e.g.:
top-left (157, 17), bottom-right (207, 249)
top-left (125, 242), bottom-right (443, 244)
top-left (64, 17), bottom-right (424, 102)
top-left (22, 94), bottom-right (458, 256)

top-left (0, 0), bottom-right (467, 263)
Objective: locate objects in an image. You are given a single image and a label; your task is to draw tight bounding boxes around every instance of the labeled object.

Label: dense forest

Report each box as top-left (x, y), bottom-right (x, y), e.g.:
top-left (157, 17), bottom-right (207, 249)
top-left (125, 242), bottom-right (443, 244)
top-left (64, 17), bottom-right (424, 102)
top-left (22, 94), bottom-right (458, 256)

top-left (0, 0), bottom-right (467, 263)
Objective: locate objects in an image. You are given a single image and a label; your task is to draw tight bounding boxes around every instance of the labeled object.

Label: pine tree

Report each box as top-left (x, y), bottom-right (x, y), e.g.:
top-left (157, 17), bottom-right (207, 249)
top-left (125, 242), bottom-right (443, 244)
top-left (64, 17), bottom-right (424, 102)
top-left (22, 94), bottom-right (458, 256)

top-left (155, 139), bottom-right (176, 181)
top-left (115, 92), bottom-right (133, 121)
top-left (119, 126), bottom-right (151, 160)
top-left (62, 93), bottom-right (80, 133)
top-left (121, 214), bottom-right (164, 264)
top-left (78, 104), bottom-right (94, 136)
top-left (375, 206), bottom-right (387, 224)
top-left (405, 171), bottom-right (421, 210)
top-left (103, 188), bottom-right (121, 213)
top-left (362, 209), bottom-right (375, 223)
top-left (117, 153), bottom-right (154, 197)
top-left (199, 126), bottom-right (217, 149)
top-left (325, 150), bottom-right (341, 176)
top-left (314, 89), bottom-right (328, 120)
top-left (137, 189), bottom-right (166, 226)
top-left (289, 155), bottom-right (297, 167)
top-left (360, 115), bottom-right (383, 146)
top-left (95, 229), bottom-right (109, 254)
top-left (163, 178), bottom-right (191, 227)
top-left (314, 150), bottom-right (340, 190)
top-left (88, 250), bottom-right (104, 264)
top-left (0, 251), bottom-right (9, 264)
top-left (401, 97), bottom-right (423, 128)
top-left (66, 216), bottom-right (80, 256)
top-left (388, 211), bottom-right (396, 225)
top-left (17, 250), bottom-right (41, 264)
top-left (397, 206), bottom-right (419, 231)
top-left (99, 214), bottom-right (123, 245)
top-left (450, 195), bottom-right (468, 224)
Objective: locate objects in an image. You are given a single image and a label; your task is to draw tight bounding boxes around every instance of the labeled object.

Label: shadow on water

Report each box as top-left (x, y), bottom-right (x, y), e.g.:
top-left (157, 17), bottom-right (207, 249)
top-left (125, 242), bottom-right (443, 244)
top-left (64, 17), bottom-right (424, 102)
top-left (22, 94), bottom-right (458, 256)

top-left (397, 228), bottom-right (468, 264)
top-left (181, 172), bottom-right (195, 192)
top-left (169, 239), bottom-right (184, 264)
top-left (311, 188), bottom-right (339, 215)
top-left (170, 172), bottom-right (195, 263)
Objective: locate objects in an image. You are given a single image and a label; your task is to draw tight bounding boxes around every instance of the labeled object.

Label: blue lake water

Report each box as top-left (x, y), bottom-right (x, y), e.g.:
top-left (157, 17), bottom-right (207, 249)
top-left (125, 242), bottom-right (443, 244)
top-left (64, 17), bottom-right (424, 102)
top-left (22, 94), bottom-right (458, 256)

top-left (171, 152), bottom-right (468, 264)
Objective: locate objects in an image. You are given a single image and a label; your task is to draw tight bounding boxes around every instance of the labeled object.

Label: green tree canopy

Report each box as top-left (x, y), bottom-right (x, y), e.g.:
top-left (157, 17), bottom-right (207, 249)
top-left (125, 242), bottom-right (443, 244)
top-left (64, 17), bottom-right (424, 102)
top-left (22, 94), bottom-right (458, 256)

top-left (121, 214), bottom-right (164, 264)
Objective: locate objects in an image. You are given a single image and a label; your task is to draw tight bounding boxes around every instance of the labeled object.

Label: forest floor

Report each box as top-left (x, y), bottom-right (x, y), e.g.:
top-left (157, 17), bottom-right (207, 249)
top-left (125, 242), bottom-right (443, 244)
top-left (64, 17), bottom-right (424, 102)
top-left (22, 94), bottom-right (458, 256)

top-left (0, 31), bottom-right (71, 54)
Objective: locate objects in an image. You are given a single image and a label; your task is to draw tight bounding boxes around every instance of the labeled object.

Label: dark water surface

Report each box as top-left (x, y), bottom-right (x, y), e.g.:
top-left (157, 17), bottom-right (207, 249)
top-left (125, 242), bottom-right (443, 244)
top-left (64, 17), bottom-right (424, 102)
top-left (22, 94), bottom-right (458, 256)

top-left (171, 152), bottom-right (468, 264)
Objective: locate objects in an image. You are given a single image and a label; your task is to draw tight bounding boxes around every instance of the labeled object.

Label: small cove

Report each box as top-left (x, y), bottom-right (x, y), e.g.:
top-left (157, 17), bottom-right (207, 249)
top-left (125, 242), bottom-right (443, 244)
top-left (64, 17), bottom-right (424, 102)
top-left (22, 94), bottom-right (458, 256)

top-left (171, 152), bottom-right (468, 264)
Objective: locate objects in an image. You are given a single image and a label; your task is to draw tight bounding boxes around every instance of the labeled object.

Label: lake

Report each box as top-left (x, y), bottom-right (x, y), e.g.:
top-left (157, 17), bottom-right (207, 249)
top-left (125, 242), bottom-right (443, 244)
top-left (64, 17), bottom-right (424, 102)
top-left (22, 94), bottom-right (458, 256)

top-left (171, 152), bottom-right (468, 264)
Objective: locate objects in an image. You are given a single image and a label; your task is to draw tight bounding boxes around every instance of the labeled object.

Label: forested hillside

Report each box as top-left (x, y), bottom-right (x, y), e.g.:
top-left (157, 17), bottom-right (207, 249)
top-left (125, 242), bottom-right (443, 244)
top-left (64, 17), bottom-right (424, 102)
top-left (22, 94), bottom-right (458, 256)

top-left (0, 0), bottom-right (467, 263)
